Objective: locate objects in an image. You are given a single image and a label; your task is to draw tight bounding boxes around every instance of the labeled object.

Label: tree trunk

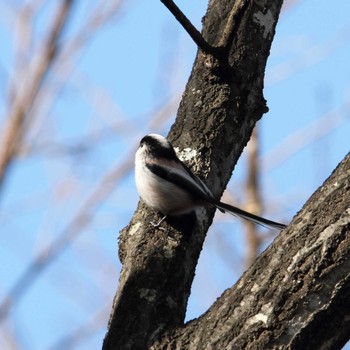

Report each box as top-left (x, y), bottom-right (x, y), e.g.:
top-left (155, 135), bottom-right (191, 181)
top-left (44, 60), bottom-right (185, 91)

top-left (101, 0), bottom-right (349, 349)
top-left (152, 151), bottom-right (350, 349)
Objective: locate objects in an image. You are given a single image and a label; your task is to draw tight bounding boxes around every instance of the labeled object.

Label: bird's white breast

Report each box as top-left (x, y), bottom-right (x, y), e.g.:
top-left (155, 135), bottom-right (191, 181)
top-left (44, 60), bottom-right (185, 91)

top-left (135, 149), bottom-right (195, 215)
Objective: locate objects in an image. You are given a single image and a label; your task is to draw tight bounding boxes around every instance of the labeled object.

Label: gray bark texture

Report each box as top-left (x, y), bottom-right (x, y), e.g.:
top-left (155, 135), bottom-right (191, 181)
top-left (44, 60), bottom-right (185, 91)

top-left (103, 0), bottom-right (350, 349)
top-left (152, 152), bottom-right (350, 349)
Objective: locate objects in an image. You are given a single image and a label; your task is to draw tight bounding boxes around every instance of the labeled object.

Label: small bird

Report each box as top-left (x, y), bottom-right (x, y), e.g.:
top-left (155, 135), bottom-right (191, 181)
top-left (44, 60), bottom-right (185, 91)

top-left (135, 134), bottom-right (286, 231)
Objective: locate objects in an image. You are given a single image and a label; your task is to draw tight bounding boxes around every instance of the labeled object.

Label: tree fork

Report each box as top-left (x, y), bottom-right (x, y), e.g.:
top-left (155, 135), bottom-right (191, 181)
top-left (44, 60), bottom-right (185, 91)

top-left (103, 1), bottom-right (285, 348)
top-left (153, 152), bottom-right (350, 349)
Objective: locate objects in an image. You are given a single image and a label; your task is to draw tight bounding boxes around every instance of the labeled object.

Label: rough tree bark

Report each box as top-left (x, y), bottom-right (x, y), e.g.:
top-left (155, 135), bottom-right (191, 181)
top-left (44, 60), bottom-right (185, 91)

top-left (103, 0), bottom-right (350, 349)
top-left (152, 152), bottom-right (350, 349)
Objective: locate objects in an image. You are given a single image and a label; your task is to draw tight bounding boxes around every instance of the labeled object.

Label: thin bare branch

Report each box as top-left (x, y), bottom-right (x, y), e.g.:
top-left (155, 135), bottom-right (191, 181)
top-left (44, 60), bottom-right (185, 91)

top-left (244, 128), bottom-right (262, 267)
top-left (160, 0), bottom-right (214, 54)
top-left (0, 152), bottom-right (133, 322)
top-left (48, 304), bottom-right (110, 350)
top-left (0, 0), bottom-right (75, 195)
top-left (261, 102), bottom-right (349, 172)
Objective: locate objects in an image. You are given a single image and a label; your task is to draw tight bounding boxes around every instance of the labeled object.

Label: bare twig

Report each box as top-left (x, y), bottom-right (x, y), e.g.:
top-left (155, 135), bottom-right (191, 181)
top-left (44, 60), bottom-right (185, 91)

top-left (17, 1), bottom-right (125, 158)
top-left (0, 0), bottom-right (75, 195)
top-left (244, 128), bottom-right (262, 267)
top-left (160, 0), bottom-right (214, 54)
top-left (0, 153), bottom-right (133, 322)
top-left (161, 0), bottom-right (249, 57)
top-left (48, 304), bottom-right (110, 350)
top-left (266, 26), bottom-right (350, 86)
top-left (0, 85), bottom-right (176, 320)
top-left (261, 103), bottom-right (349, 172)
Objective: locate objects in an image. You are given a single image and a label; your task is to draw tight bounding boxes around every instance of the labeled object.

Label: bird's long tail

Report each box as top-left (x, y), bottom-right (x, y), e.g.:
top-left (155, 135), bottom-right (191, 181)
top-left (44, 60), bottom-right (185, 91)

top-left (215, 201), bottom-right (287, 231)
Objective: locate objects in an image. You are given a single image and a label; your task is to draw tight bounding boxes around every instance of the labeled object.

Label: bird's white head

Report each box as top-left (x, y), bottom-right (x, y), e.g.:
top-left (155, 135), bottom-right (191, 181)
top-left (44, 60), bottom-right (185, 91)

top-left (138, 134), bottom-right (177, 160)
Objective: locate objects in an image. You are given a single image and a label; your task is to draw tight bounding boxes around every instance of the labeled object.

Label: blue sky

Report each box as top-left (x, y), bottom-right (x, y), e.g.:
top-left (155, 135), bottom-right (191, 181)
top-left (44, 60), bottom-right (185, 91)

top-left (0, 0), bottom-right (349, 349)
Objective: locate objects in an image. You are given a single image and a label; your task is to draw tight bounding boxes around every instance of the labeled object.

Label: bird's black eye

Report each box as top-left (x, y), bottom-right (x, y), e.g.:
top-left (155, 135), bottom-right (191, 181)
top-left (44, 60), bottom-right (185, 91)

top-left (139, 136), bottom-right (148, 146)
top-left (140, 135), bottom-right (177, 159)
top-left (140, 136), bottom-right (153, 149)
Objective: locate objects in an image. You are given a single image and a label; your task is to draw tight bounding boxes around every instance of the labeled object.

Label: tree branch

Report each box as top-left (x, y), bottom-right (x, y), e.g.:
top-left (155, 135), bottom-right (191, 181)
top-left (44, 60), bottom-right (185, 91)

top-left (103, 0), bottom-right (285, 349)
top-left (160, 0), bottom-right (216, 55)
top-left (153, 151), bottom-right (350, 348)
top-left (0, 0), bottom-right (75, 196)
top-left (0, 155), bottom-right (133, 322)
top-left (245, 128), bottom-right (262, 267)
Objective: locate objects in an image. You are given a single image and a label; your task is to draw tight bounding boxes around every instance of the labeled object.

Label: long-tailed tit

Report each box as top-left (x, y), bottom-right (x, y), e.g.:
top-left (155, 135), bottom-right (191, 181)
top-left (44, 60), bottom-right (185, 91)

top-left (135, 134), bottom-right (286, 231)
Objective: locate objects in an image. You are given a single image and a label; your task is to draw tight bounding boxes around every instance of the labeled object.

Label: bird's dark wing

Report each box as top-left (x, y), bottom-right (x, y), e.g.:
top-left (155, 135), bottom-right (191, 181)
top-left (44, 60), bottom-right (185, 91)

top-left (146, 162), bottom-right (286, 230)
top-left (146, 161), bottom-right (213, 201)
